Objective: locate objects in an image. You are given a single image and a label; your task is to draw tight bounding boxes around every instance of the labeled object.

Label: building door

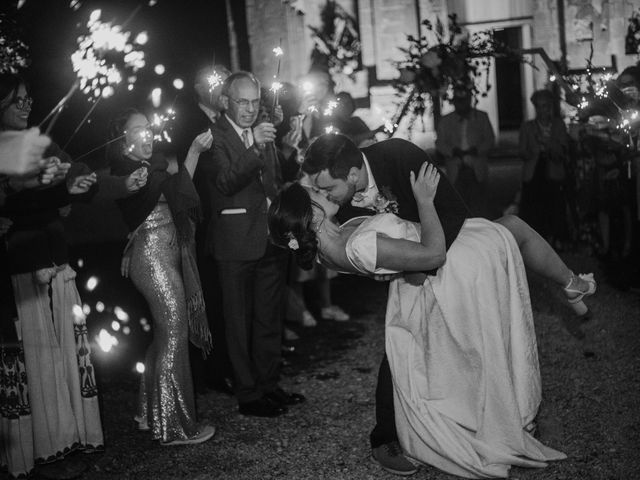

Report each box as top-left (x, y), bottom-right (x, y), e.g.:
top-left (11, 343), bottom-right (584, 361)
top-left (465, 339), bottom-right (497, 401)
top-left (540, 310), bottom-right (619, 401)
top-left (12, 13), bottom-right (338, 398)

top-left (494, 27), bottom-right (524, 131)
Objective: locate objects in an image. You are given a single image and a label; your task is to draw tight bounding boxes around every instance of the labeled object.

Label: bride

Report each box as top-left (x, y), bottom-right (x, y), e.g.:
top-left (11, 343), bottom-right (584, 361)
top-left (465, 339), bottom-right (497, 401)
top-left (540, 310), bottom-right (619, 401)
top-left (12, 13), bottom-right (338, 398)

top-left (268, 163), bottom-right (595, 478)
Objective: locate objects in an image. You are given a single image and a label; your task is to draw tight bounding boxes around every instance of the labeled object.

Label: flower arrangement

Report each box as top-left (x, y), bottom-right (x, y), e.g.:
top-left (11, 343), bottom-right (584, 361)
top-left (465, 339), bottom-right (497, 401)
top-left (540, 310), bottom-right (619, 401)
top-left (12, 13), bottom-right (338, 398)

top-left (309, 0), bottom-right (361, 79)
top-left (0, 14), bottom-right (30, 74)
top-left (625, 10), bottom-right (640, 55)
top-left (394, 14), bottom-right (512, 120)
top-left (373, 187), bottom-right (399, 215)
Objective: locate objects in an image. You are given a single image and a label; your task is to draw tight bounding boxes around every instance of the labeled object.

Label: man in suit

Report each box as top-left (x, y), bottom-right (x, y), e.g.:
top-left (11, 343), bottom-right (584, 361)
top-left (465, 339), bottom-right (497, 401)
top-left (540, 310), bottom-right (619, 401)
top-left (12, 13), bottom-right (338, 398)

top-left (203, 71), bottom-right (305, 417)
top-left (175, 65), bottom-right (234, 395)
top-left (436, 85), bottom-right (495, 218)
top-left (302, 134), bottom-right (470, 475)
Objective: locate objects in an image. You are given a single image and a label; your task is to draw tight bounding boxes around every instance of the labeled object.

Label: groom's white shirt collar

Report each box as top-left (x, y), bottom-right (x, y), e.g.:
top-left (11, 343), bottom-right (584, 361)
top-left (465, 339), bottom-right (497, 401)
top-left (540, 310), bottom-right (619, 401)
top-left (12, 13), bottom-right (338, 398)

top-left (351, 153), bottom-right (379, 209)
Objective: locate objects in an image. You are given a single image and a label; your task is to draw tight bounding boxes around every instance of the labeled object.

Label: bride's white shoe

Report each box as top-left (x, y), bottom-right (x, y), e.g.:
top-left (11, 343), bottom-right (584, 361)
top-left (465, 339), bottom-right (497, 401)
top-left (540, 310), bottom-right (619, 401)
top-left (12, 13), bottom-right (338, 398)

top-left (564, 273), bottom-right (596, 304)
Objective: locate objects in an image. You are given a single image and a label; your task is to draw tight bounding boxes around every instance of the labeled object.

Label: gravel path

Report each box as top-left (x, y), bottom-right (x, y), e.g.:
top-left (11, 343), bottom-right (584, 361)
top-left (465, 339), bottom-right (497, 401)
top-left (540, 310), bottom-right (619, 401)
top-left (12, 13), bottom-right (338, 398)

top-left (17, 253), bottom-right (640, 480)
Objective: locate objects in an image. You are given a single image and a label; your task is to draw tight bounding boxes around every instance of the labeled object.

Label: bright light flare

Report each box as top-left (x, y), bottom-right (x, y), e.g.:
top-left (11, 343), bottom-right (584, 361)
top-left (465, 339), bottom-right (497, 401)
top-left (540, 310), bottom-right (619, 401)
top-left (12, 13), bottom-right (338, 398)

top-left (207, 71), bottom-right (223, 92)
top-left (72, 304), bottom-right (86, 324)
top-left (154, 64), bottom-right (165, 75)
top-left (302, 81), bottom-right (314, 95)
top-left (86, 276), bottom-right (99, 291)
top-left (135, 31), bottom-right (148, 45)
top-left (323, 100), bottom-right (338, 117)
top-left (97, 329), bottom-right (118, 352)
top-left (273, 46), bottom-right (284, 57)
top-left (151, 87), bottom-right (162, 108)
top-left (270, 81), bottom-right (283, 94)
top-left (96, 301), bottom-right (105, 312)
top-left (173, 78), bottom-right (184, 89)
top-left (135, 362), bottom-right (145, 373)
top-left (111, 320), bottom-right (121, 331)
top-left (114, 306), bottom-right (129, 322)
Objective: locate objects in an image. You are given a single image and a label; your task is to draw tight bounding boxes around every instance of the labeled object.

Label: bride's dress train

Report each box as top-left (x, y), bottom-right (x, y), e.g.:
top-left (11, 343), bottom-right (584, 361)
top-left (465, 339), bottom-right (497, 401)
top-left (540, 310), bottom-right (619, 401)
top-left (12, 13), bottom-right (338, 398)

top-left (345, 214), bottom-right (566, 479)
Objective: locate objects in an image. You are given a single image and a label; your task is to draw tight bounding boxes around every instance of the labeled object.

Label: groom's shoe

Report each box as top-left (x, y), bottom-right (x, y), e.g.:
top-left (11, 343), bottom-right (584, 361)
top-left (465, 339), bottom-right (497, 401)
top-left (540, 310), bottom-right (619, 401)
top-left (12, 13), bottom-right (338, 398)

top-left (238, 397), bottom-right (287, 417)
top-left (372, 441), bottom-right (418, 476)
top-left (265, 387), bottom-right (306, 406)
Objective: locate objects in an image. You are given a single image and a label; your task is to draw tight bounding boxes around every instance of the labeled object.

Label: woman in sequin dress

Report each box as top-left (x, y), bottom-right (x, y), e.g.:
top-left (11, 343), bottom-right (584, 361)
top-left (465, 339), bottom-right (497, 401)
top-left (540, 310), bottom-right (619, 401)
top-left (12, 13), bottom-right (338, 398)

top-left (107, 108), bottom-right (215, 446)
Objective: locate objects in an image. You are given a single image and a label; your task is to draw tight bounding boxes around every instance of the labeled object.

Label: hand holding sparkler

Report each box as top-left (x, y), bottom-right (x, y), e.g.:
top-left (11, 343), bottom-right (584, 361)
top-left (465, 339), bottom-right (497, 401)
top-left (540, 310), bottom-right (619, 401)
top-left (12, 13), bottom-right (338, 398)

top-left (281, 125), bottom-right (302, 159)
top-left (271, 105), bottom-right (284, 127)
top-left (67, 171), bottom-right (97, 194)
top-left (121, 250), bottom-right (132, 278)
top-left (38, 157), bottom-right (70, 186)
top-left (189, 130), bottom-right (213, 154)
top-left (125, 167), bottom-right (148, 192)
top-left (253, 122), bottom-right (277, 148)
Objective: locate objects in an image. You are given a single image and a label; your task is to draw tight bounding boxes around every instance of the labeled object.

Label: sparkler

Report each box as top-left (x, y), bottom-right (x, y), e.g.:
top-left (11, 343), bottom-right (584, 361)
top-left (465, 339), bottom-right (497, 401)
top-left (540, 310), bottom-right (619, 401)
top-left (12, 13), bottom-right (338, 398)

top-left (207, 70), bottom-right (223, 104)
top-left (270, 42), bottom-right (284, 122)
top-left (323, 100), bottom-right (338, 117)
top-left (151, 107), bottom-right (176, 143)
top-left (39, 8), bottom-right (147, 134)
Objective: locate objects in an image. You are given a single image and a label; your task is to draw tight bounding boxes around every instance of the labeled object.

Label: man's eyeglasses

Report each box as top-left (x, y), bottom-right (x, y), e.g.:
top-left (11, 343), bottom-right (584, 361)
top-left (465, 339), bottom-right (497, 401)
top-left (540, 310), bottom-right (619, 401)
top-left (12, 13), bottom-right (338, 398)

top-left (13, 96), bottom-right (33, 111)
top-left (229, 97), bottom-right (260, 109)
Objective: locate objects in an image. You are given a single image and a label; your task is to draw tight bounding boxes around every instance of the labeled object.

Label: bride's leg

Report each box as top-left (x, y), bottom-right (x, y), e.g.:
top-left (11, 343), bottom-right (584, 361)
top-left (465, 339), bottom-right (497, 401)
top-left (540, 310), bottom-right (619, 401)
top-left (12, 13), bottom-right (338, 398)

top-left (495, 215), bottom-right (594, 298)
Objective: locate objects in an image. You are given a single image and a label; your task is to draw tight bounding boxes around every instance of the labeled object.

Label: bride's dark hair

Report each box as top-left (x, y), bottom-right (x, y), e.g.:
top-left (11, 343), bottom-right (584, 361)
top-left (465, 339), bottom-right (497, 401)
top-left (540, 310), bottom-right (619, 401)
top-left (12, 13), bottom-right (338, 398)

top-left (268, 183), bottom-right (324, 270)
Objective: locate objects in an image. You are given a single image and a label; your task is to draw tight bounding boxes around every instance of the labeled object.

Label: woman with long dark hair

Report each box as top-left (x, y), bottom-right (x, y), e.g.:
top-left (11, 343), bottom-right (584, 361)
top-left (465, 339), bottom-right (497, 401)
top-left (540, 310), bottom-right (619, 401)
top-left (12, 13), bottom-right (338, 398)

top-left (0, 72), bottom-right (102, 478)
top-left (106, 108), bottom-right (215, 445)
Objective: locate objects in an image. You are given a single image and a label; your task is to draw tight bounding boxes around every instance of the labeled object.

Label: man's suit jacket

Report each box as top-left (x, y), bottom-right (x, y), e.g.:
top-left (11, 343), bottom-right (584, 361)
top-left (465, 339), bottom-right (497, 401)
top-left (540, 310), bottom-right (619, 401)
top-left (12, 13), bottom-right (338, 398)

top-left (435, 109), bottom-right (495, 184)
top-left (336, 138), bottom-right (470, 252)
top-left (203, 115), bottom-right (281, 262)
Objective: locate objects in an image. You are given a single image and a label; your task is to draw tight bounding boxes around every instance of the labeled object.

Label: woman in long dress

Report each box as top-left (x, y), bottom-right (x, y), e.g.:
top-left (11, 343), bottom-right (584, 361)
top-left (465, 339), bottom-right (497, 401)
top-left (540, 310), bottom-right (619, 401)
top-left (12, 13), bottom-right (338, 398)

top-left (268, 164), bottom-right (595, 478)
top-left (107, 108), bottom-right (215, 446)
top-left (0, 73), bottom-right (102, 478)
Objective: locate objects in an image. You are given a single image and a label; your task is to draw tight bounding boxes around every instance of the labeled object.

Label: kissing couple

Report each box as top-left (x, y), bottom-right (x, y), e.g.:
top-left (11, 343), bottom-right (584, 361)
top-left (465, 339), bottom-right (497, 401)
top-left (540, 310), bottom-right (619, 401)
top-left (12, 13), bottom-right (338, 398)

top-left (268, 134), bottom-right (596, 478)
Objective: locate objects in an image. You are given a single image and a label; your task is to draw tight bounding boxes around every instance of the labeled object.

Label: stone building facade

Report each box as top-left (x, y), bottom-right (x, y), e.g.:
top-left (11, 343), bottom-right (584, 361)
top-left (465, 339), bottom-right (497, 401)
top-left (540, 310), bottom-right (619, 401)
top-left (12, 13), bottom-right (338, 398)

top-left (244, 0), bottom-right (640, 147)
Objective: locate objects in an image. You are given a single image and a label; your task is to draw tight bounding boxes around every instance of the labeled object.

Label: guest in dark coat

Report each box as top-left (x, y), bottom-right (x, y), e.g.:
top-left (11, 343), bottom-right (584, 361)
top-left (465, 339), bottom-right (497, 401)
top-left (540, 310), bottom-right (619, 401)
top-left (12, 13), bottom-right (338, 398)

top-left (199, 71), bottom-right (304, 417)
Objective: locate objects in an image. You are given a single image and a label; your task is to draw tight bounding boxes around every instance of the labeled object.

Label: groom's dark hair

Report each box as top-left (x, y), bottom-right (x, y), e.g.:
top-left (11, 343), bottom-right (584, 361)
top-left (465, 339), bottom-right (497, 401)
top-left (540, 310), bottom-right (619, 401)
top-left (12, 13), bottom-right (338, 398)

top-left (302, 133), bottom-right (363, 180)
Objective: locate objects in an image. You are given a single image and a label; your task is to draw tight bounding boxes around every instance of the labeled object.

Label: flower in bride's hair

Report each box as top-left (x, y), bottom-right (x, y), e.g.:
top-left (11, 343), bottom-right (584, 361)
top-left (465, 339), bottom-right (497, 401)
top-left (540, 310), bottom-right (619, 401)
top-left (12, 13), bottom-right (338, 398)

top-left (286, 232), bottom-right (299, 251)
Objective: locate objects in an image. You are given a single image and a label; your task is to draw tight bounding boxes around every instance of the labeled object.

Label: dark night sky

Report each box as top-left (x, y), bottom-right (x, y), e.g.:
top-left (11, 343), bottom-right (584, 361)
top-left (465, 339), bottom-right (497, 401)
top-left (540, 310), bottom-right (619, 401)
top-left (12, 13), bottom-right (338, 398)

top-left (7, 0), bottom-right (244, 163)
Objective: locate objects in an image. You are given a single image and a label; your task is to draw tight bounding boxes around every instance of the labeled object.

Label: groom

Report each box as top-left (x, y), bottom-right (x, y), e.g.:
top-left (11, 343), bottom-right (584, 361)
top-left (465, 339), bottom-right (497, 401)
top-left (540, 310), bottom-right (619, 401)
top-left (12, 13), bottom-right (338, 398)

top-left (302, 134), bottom-right (470, 476)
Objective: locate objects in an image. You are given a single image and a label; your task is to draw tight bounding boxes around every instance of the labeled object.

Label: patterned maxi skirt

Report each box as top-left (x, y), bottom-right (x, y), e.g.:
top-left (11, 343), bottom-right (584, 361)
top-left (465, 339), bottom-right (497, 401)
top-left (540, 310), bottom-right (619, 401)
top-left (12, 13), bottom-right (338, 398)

top-left (0, 266), bottom-right (103, 478)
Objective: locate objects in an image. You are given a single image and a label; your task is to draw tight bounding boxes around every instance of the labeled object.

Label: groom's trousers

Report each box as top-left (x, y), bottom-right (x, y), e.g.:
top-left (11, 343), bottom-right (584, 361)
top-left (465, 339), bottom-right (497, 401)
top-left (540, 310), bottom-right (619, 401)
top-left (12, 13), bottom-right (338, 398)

top-left (370, 353), bottom-right (398, 447)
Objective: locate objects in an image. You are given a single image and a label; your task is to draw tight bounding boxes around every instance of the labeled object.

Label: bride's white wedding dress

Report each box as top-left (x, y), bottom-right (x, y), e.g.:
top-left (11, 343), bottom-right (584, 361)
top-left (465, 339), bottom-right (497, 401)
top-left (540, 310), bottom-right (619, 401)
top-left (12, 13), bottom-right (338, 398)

top-left (343, 213), bottom-right (566, 479)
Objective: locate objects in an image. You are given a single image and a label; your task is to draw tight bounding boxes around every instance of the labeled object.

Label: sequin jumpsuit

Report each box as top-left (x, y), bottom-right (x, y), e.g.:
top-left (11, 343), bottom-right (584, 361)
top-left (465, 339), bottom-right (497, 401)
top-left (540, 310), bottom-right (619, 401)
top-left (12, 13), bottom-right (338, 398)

top-left (130, 201), bottom-right (199, 442)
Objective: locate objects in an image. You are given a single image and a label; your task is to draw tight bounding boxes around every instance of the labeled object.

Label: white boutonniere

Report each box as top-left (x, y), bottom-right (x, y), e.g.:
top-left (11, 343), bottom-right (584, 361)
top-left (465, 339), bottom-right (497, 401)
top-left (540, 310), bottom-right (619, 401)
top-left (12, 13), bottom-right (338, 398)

top-left (373, 186), bottom-right (399, 214)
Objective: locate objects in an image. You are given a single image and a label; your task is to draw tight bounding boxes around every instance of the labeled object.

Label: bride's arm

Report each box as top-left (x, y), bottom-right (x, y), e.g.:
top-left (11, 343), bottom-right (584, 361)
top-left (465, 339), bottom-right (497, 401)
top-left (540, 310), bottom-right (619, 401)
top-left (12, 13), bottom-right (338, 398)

top-left (375, 163), bottom-right (446, 272)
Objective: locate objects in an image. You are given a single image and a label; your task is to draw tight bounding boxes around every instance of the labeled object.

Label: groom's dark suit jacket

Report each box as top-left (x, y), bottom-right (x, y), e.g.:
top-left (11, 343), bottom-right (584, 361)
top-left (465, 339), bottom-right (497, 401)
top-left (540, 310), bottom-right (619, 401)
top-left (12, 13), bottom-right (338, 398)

top-left (337, 138), bottom-right (471, 253)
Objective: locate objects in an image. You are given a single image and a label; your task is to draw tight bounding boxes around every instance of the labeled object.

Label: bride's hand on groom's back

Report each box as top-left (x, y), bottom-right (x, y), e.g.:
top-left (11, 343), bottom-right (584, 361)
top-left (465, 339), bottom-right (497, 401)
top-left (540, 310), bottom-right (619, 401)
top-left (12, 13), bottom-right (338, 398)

top-left (410, 162), bottom-right (440, 205)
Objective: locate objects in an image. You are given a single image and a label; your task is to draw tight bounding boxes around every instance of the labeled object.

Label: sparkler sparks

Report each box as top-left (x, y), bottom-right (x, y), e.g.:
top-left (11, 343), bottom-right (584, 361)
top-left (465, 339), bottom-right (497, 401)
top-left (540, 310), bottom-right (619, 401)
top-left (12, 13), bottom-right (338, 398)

top-left (97, 329), bottom-right (118, 353)
top-left (207, 71), bottom-right (223, 93)
top-left (323, 100), bottom-right (338, 117)
top-left (151, 107), bottom-right (176, 143)
top-left (86, 276), bottom-right (99, 291)
top-left (270, 81), bottom-right (283, 94)
top-left (72, 9), bottom-right (146, 101)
